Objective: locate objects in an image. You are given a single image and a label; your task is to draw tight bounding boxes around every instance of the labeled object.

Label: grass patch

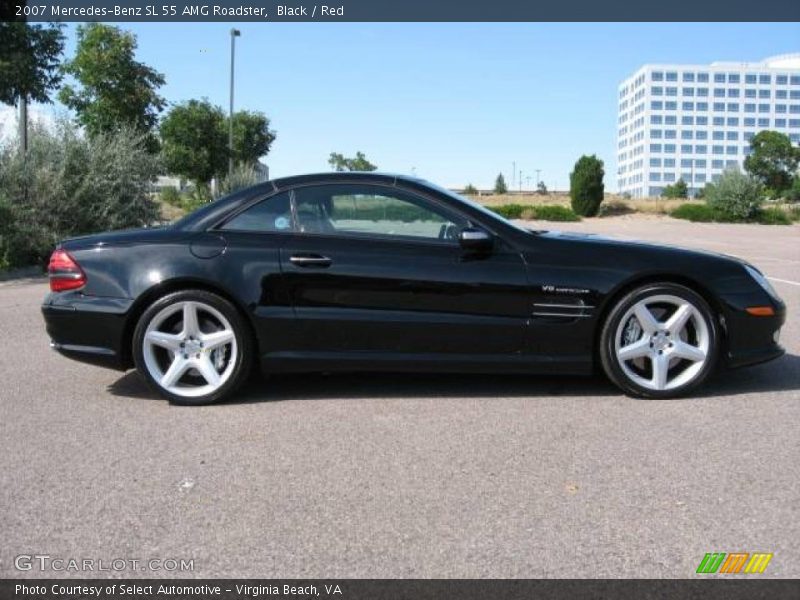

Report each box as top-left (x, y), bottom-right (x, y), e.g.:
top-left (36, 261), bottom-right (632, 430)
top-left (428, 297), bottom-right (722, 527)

top-left (489, 204), bottom-right (526, 219)
top-left (757, 207), bottom-right (792, 225)
top-left (670, 203), bottom-right (716, 222)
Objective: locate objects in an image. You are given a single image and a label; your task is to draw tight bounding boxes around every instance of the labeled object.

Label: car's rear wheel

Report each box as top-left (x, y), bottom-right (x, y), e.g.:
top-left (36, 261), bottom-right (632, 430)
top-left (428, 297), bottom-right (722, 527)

top-left (133, 290), bottom-right (252, 405)
top-left (600, 283), bottom-right (719, 398)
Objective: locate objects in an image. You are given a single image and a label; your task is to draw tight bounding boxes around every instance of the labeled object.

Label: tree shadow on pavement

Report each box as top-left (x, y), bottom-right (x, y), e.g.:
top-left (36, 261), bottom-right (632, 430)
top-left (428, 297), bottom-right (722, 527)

top-left (107, 353), bottom-right (800, 404)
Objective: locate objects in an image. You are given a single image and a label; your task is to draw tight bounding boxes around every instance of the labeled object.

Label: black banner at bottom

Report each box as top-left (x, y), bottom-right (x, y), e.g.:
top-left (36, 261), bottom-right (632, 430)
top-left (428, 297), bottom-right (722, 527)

top-left (2, 579), bottom-right (800, 600)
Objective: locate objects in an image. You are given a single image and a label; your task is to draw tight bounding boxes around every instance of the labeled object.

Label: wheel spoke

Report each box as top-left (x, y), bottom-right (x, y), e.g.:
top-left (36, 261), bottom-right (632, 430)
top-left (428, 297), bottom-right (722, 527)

top-left (201, 329), bottom-right (234, 350)
top-left (651, 354), bottom-right (671, 390)
top-left (145, 330), bottom-right (182, 351)
top-left (633, 302), bottom-right (660, 334)
top-left (182, 302), bottom-right (201, 337)
top-left (618, 338), bottom-right (651, 361)
top-left (666, 303), bottom-right (693, 336)
top-left (672, 341), bottom-right (706, 362)
top-left (161, 356), bottom-right (190, 388)
top-left (194, 356), bottom-right (221, 387)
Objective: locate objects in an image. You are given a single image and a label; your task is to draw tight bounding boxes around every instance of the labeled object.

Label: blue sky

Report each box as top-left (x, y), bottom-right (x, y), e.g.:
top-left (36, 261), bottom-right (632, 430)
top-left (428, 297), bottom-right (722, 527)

top-left (53, 22), bottom-right (800, 190)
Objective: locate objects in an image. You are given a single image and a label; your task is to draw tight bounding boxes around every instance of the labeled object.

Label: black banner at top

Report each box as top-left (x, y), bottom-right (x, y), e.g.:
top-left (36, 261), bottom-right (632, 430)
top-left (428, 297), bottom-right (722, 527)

top-left (2, 0), bottom-right (800, 22)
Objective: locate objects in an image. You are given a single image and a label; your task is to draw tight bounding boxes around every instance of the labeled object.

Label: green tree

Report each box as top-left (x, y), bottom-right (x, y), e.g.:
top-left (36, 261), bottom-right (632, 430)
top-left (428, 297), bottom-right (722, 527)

top-left (0, 22), bottom-right (64, 106)
top-left (536, 180), bottom-right (548, 195)
top-left (493, 173), bottom-right (508, 194)
top-left (328, 151), bottom-right (377, 171)
top-left (743, 131), bottom-right (800, 195)
top-left (160, 99), bottom-right (228, 188)
top-left (662, 178), bottom-right (688, 199)
top-left (59, 24), bottom-right (165, 152)
top-left (228, 110), bottom-right (276, 166)
top-left (706, 169), bottom-right (763, 220)
top-left (569, 155), bottom-right (605, 217)
top-left (463, 183), bottom-right (478, 195)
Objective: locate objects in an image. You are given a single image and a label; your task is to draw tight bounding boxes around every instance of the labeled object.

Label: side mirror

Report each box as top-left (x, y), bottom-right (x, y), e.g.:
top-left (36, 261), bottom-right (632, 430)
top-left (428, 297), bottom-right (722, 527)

top-left (458, 227), bottom-right (493, 253)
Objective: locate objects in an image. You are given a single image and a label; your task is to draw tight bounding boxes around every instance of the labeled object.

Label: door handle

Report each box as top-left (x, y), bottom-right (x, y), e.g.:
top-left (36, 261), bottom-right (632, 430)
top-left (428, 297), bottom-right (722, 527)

top-left (289, 254), bottom-right (332, 267)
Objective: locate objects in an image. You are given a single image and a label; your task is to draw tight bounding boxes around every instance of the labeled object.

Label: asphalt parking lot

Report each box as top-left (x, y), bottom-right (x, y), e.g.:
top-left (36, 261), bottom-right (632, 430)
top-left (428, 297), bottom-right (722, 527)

top-left (1, 217), bottom-right (798, 579)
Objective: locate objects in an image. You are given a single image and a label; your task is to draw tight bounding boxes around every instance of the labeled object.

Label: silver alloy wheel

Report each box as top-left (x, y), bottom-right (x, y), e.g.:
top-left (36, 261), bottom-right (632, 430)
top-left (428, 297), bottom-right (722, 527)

top-left (142, 301), bottom-right (238, 398)
top-left (614, 294), bottom-right (710, 392)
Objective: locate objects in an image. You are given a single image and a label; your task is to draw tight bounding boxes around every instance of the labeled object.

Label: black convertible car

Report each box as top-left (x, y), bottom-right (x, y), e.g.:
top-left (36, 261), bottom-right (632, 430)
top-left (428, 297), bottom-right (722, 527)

top-left (42, 172), bottom-right (785, 404)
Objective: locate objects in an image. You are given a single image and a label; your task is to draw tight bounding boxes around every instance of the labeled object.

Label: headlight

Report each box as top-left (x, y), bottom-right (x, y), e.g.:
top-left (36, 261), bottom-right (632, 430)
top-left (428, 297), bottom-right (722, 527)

top-left (744, 264), bottom-right (780, 301)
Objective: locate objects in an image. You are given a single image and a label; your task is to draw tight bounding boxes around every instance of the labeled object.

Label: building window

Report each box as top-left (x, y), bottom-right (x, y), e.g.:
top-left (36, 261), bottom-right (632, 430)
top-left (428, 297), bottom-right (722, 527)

top-left (650, 144), bottom-right (662, 153)
top-left (696, 116), bottom-right (708, 125)
top-left (744, 103), bottom-right (756, 113)
top-left (745, 88), bottom-right (757, 98)
top-left (649, 172), bottom-right (661, 182)
top-left (682, 72), bottom-right (695, 82)
top-left (714, 73), bottom-right (726, 83)
top-left (665, 115), bottom-right (677, 125)
top-left (744, 117), bottom-right (756, 126)
top-left (790, 76), bottom-right (800, 85)
top-left (666, 72), bottom-right (678, 82)
top-left (665, 101), bottom-right (677, 110)
top-left (665, 129), bottom-right (677, 139)
top-left (712, 159), bottom-right (724, 169)
top-left (651, 101), bottom-right (663, 110)
top-left (712, 116), bottom-right (724, 126)
top-left (652, 71), bottom-right (664, 81)
top-left (681, 158), bottom-right (693, 168)
top-left (776, 75), bottom-right (788, 85)
top-left (791, 105), bottom-right (800, 114)
top-left (726, 146), bottom-right (738, 155)
top-left (651, 129), bottom-right (662, 139)
top-left (697, 73), bottom-right (709, 83)
top-left (664, 172), bottom-right (676, 182)
top-left (650, 158), bottom-right (661, 167)
top-left (712, 131), bottom-right (724, 141)
top-left (683, 87), bottom-right (694, 97)
top-left (664, 158), bottom-right (676, 168)
top-left (790, 119), bottom-right (800, 127)
top-left (697, 87), bottom-right (708, 97)
top-left (652, 86), bottom-right (663, 96)
top-left (650, 115), bottom-right (663, 124)
top-left (758, 118), bottom-right (770, 127)
top-left (759, 74), bottom-right (770, 85)
top-left (695, 159), bottom-right (707, 168)
top-left (775, 118), bottom-right (786, 127)
top-left (696, 131), bottom-right (708, 140)
top-left (713, 102), bottom-right (725, 112)
top-left (681, 130), bottom-right (693, 139)
top-left (745, 74), bottom-right (757, 84)
top-left (776, 104), bottom-right (787, 114)
top-left (664, 144), bottom-right (676, 153)
top-left (792, 91), bottom-right (800, 99)
top-left (727, 103), bottom-right (739, 112)
top-left (713, 88), bottom-right (726, 98)
top-left (727, 117), bottom-right (739, 126)
top-left (666, 87), bottom-right (678, 96)
top-left (695, 144), bottom-right (708, 154)
top-left (682, 102), bottom-right (694, 111)
top-left (726, 131), bottom-right (738, 141)
top-left (696, 173), bottom-right (706, 183)
top-left (712, 145), bottom-right (724, 155)
top-left (758, 103), bottom-right (769, 112)
top-left (758, 89), bottom-right (770, 99)
top-left (682, 116), bottom-right (694, 125)
top-left (776, 90), bottom-right (787, 99)
top-left (744, 132), bottom-right (755, 142)
top-left (681, 144), bottom-right (693, 154)
top-left (728, 74), bottom-right (740, 84)
top-left (727, 88), bottom-right (740, 98)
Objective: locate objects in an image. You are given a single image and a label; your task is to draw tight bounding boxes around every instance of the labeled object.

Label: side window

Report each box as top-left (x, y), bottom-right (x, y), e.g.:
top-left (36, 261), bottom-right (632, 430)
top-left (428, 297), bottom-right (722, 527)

top-left (220, 192), bottom-right (292, 232)
top-left (292, 184), bottom-right (467, 242)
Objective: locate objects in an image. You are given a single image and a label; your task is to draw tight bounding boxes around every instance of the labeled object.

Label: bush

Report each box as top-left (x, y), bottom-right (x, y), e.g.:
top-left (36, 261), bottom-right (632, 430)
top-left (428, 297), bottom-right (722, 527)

top-left (526, 205), bottom-right (580, 222)
top-left (757, 207), bottom-right (792, 225)
top-left (705, 169), bottom-right (764, 220)
top-left (159, 186), bottom-right (183, 206)
top-left (598, 200), bottom-right (634, 217)
top-left (569, 155), bottom-right (604, 217)
top-left (0, 120), bottom-right (160, 269)
top-left (490, 204), bottom-right (525, 219)
top-left (215, 164), bottom-right (262, 199)
top-left (786, 177), bottom-right (800, 202)
top-left (463, 184), bottom-right (478, 195)
top-left (662, 179), bottom-right (688, 199)
top-left (670, 203), bottom-right (716, 222)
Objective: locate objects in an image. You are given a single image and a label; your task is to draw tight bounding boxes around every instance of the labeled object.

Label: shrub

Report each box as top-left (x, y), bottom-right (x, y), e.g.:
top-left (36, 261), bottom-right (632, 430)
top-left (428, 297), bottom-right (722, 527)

top-left (215, 163), bottom-right (261, 199)
top-left (490, 204), bottom-right (525, 219)
top-left (670, 203), bottom-right (716, 222)
top-left (787, 204), bottom-right (800, 222)
top-left (569, 155), bottom-right (605, 217)
top-left (757, 207), bottom-right (792, 225)
top-left (705, 169), bottom-right (763, 221)
top-left (0, 120), bottom-right (160, 269)
top-left (786, 177), bottom-right (800, 202)
top-left (662, 179), bottom-right (688, 199)
top-left (159, 186), bottom-right (183, 206)
top-left (526, 205), bottom-right (580, 222)
top-left (598, 200), bottom-right (634, 217)
top-left (463, 184), bottom-right (478, 195)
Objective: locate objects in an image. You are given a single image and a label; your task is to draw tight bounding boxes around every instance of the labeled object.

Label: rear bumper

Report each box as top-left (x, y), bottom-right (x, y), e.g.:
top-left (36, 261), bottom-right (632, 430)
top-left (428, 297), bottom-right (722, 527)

top-left (42, 293), bottom-right (133, 371)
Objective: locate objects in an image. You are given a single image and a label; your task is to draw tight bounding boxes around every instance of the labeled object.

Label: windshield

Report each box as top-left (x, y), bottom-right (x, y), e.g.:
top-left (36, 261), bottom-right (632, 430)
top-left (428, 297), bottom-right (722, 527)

top-left (423, 182), bottom-right (534, 235)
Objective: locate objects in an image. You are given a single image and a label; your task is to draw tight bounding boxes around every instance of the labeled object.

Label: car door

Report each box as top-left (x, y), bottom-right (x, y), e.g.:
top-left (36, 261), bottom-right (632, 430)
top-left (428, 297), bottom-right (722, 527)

top-left (278, 182), bottom-right (531, 361)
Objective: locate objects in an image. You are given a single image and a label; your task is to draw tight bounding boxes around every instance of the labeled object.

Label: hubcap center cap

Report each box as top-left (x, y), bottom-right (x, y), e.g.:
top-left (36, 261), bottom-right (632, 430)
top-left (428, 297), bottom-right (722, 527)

top-left (651, 332), bottom-right (669, 352)
top-left (184, 339), bottom-right (202, 354)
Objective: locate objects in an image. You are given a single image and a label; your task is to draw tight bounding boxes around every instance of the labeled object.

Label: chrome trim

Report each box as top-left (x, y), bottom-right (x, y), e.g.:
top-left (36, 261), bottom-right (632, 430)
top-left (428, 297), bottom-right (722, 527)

top-left (532, 312), bottom-right (593, 318)
top-left (533, 303), bottom-right (595, 309)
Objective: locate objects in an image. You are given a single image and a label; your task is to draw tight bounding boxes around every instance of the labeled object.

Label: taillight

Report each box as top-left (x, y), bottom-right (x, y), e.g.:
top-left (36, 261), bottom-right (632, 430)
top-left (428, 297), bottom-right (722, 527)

top-left (48, 249), bottom-right (87, 292)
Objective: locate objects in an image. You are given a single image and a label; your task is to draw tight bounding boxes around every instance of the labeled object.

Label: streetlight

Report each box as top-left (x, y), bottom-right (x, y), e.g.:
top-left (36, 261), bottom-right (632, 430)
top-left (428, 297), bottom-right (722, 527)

top-left (228, 28), bottom-right (241, 180)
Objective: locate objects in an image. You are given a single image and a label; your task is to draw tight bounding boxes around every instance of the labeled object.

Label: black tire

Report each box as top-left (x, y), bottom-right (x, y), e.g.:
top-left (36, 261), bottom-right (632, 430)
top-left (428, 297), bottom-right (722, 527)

top-left (599, 282), bottom-right (719, 399)
top-left (132, 290), bottom-right (253, 405)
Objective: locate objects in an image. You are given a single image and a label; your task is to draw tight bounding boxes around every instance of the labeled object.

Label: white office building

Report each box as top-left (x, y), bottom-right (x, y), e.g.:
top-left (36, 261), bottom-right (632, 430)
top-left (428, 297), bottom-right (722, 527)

top-left (617, 54), bottom-right (800, 197)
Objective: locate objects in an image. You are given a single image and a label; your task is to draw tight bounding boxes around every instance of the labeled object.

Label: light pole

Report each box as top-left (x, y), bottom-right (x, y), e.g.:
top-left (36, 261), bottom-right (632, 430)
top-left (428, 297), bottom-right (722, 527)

top-left (535, 169), bottom-right (541, 188)
top-left (228, 28), bottom-right (241, 180)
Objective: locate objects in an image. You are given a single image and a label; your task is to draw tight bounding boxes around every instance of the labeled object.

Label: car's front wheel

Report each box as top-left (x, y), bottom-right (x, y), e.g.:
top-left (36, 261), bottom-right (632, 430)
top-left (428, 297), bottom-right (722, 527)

top-left (600, 283), bottom-right (719, 398)
top-left (133, 290), bottom-right (252, 405)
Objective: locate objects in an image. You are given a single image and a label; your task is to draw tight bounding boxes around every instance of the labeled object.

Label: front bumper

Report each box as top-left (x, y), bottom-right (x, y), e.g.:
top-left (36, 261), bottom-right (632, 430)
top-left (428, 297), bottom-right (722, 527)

top-left (723, 294), bottom-right (787, 369)
top-left (42, 292), bottom-right (133, 371)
